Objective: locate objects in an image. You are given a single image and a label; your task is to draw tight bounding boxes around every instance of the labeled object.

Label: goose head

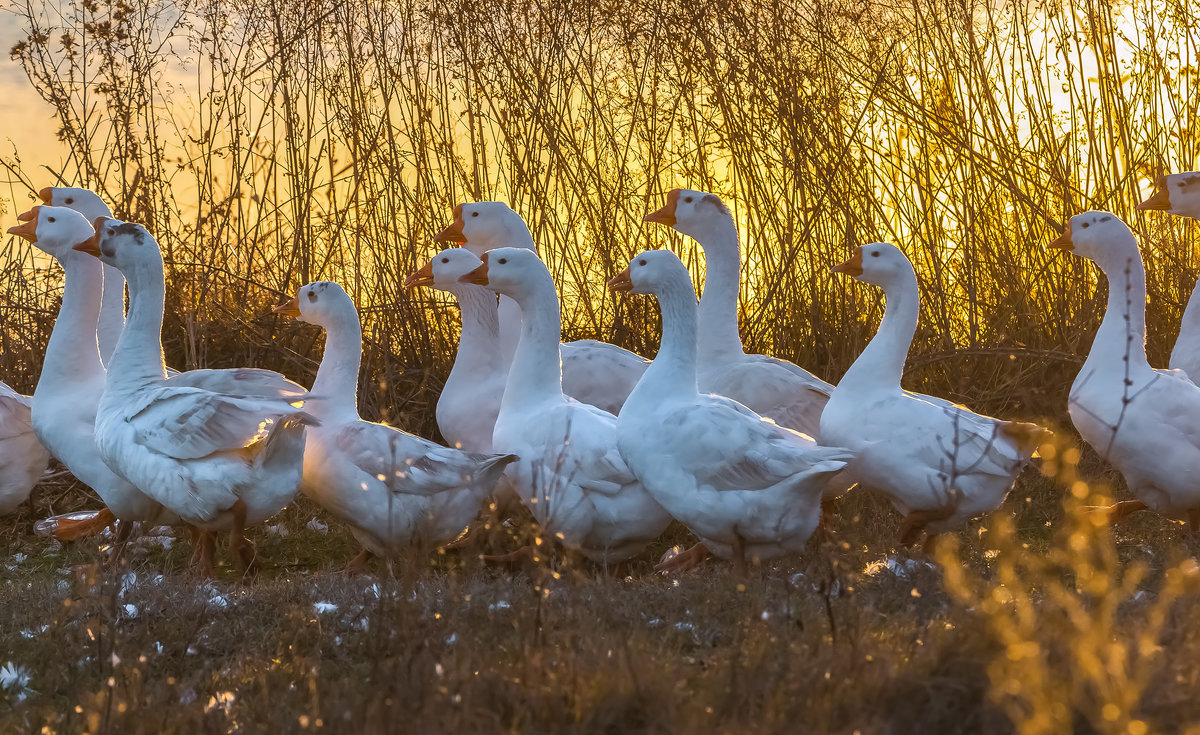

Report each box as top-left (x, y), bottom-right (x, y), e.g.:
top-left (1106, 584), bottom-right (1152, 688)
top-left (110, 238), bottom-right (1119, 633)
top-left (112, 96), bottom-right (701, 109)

top-left (404, 248), bottom-right (486, 292)
top-left (38, 187), bottom-right (113, 222)
top-left (608, 249), bottom-right (692, 297)
top-left (1137, 172), bottom-right (1200, 218)
top-left (7, 205), bottom-right (96, 259)
top-left (458, 247), bottom-right (548, 300)
top-left (1048, 211), bottom-right (1138, 271)
top-left (832, 242), bottom-right (915, 290)
top-left (433, 202), bottom-right (535, 257)
top-left (73, 217), bottom-right (161, 276)
top-left (274, 281), bottom-right (356, 328)
top-left (644, 189), bottom-right (732, 243)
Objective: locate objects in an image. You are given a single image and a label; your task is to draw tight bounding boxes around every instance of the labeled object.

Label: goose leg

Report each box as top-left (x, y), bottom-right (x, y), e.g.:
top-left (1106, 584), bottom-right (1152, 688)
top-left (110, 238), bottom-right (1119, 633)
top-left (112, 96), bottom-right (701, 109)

top-left (479, 545), bottom-right (536, 568)
top-left (192, 531), bottom-right (216, 578)
top-left (1189, 509), bottom-right (1200, 534)
top-left (1087, 499), bottom-right (1148, 525)
top-left (898, 506), bottom-right (957, 547)
top-left (104, 519), bottom-right (135, 568)
top-left (654, 543), bottom-right (712, 574)
top-left (345, 548), bottom-right (374, 576)
top-left (921, 533), bottom-right (940, 556)
top-left (818, 497), bottom-right (837, 531)
top-left (730, 534), bottom-right (747, 579)
top-left (229, 499), bottom-right (258, 578)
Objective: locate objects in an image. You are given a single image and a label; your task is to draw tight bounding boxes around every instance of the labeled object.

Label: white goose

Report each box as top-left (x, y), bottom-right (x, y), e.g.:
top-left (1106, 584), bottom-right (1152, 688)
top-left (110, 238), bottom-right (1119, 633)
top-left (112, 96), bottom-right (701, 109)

top-left (403, 248), bottom-right (504, 454)
top-left (460, 247), bottom-right (672, 564)
top-left (8, 205), bottom-right (175, 542)
top-left (820, 244), bottom-right (1046, 549)
top-left (0, 381), bottom-right (49, 515)
top-left (75, 217), bottom-right (316, 576)
top-left (434, 202), bottom-right (649, 414)
top-left (274, 280), bottom-right (516, 572)
top-left (38, 187), bottom-right (126, 367)
top-left (611, 250), bottom-right (852, 575)
top-left (1138, 172), bottom-right (1200, 383)
top-left (644, 189), bottom-right (833, 437)
top-left (1052, 212), bottom-right (1200, 527)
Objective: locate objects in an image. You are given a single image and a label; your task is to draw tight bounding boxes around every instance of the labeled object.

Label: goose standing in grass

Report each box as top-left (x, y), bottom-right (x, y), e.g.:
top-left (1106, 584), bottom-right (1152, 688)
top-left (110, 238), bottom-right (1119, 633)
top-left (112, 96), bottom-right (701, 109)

top-left (820, 244), bottom-right (1047, 550)
top-left (7, 205), bottom-right (175, 545)
top-left (75, 217), bottom-right (317, 576)
top-left (643, 189), bottom-right (833, 437)
top-left (434, 202), bottom-right (648, 414)
top-left (610, 250), bottom-right (852, 576)
top-left (403, 248), bottom-right (505, 454)
top-left (0, 381), bottom-right (49, 515)
top-left (460, 248), bottom-right (672, 565)
top-left (1051, 212), bottom-right (1200, 527)
top-left (37, 187), bottom-right (126, 367)
top-left (1138, 172), bottom-right (1200, 382)
top-left (274, 280), bottom-right (517, 573)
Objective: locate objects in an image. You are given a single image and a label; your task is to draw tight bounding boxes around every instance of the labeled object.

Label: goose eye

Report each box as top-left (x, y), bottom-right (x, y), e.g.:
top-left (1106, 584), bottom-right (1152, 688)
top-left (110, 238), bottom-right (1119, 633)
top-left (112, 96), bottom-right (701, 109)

top-left (47, 216), bottom-right (55, 223)
top-left (638, 259), bottom-right (647, 266)
top-left (870, 250), bottom-right (880, 257)
top-left (497, 258), bottom-right (507, 264)
top-left (64, 198), bottom-right (73, 204)
top-left (441, 257), bottom-right (449, 263)
top-left (684, 196), bottom-right (693, 203)
top-left (1081, 222), bottom-right (1089, 228)
top-left (307, 291), bottom-right (318, 303)
top-left (471, 212), bottom-right (478, 217)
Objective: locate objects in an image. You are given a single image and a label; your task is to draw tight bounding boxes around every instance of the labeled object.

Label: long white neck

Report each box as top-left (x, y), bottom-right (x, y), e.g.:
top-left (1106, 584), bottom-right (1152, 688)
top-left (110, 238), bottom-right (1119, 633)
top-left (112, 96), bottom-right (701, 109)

top-left (311, 309), bottom-right (363, 423)
top-left (446, 284), bottom-right (504, 384)
top-left (627, 276), bottom-right (700, 408)
top-left (1175, 275), bottom-right (1200, 351)
top-left (1086, 243), bottom-right (1150, 374)
top-left (480, 214), bottom-right (539, 367)
top-left (97, 264), bottom-right (126, 367)
top-left (838, 270), bottom-right (919, 392)
top-left (690, 215), bottom-right (745, 361)
top-left (105, 259), bottom-right (169, 394)
top-left (500, 279), bottom-right (565, 413)
top-left (36, 251), bottom-right (106, 390)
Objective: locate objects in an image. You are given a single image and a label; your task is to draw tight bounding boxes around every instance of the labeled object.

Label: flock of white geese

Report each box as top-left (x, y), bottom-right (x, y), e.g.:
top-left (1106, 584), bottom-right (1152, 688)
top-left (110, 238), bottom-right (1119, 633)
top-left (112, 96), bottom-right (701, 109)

top-left (1, 173), bottom-right (1198, 577)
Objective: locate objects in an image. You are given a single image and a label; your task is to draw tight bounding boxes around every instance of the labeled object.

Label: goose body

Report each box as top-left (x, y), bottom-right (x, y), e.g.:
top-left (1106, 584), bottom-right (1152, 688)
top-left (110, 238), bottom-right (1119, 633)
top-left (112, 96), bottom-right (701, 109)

top-left (612, 251), bottom-right (851, 568)
top-left (1052, 212), bottom-right (1200, 520)
top-left (76, 218), bottom-right (315, 549)
top-left (434, 202), bottom-right (648, 415)
top-left (0, 382), bottom-right (49, 514)
top-left (462, 248), bottom-right (671, 563)
top-left (8, 205), bottom-right (174, 528)
top-left (1138, 172), bottom-right (1200, 383)
top-left (820, 244), bottom-right (1044, 541)
top-left (644, 189), bottom-right (833, 436)
top-left (275, 280), bottom-right (516, 559)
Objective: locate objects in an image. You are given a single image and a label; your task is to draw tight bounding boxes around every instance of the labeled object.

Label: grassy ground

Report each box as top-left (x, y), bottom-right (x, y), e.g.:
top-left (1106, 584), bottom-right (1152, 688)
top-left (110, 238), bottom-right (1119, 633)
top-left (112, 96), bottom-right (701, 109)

top-left (5, 452), bottom-right (1200, 734)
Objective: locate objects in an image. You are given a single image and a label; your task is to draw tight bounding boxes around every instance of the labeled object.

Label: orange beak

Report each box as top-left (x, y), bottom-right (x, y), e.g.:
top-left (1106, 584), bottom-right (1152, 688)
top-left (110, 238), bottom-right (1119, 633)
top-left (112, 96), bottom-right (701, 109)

top-left (73, 216), bottom-right (109, 257)
top-left (37, 187), bottom-right (52, 205)
top-left (433, 204), bottom-right (467, 243)
top-left (1049, 226), bottom-right (1074, 251)
top-left (403, 260), bottom-right (435, 288)
top-left (607, 267), bottom-right (633, 293)
top-left (831, 247), bottom-right (864, 276)
top-left (273, 295), bottom-right (301, 317)
top-left (7, 206), bottom-right (38, 242)
top-left (459, 253), bottom-right (489, 285)
top-left (644, 189), bottom-right (680, 226)
top-left (1137, 179), bottom-right (1172, 211)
